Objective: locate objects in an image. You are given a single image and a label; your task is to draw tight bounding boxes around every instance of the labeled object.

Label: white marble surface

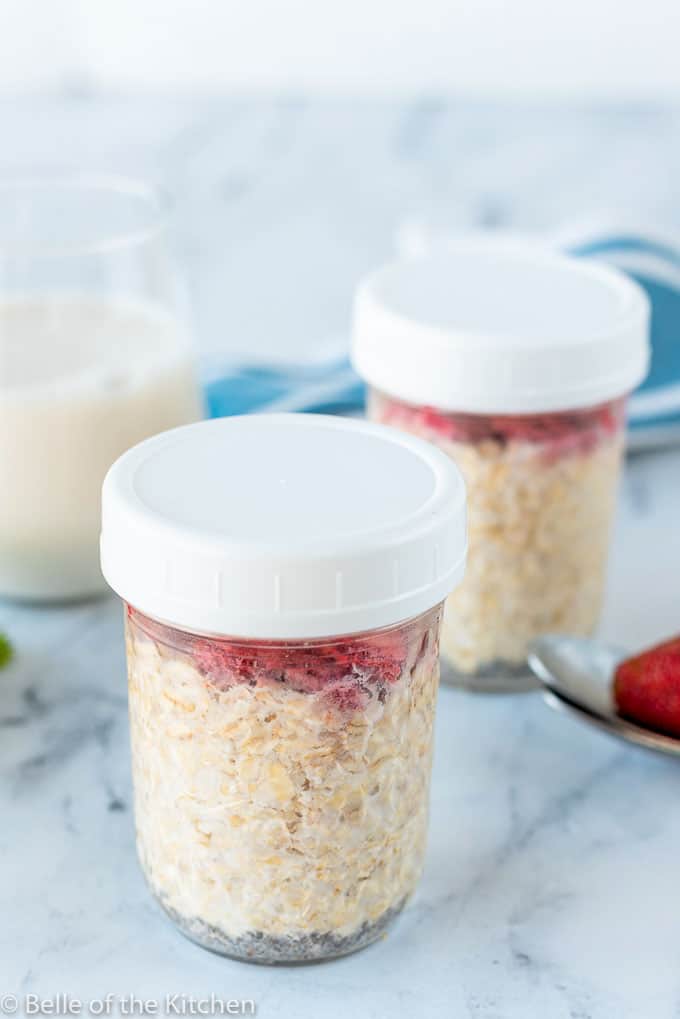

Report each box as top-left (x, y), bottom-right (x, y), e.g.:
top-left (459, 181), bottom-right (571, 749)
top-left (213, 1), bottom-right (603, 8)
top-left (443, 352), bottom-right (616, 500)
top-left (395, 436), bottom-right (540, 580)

top-left (2, 96), bottom-right (680, 1018)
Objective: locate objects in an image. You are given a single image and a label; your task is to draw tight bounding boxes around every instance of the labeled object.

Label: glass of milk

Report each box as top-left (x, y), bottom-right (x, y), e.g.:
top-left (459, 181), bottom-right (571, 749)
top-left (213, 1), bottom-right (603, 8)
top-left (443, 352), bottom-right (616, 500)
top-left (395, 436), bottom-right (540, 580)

top-left (0, 174), bottom-right (203, 601)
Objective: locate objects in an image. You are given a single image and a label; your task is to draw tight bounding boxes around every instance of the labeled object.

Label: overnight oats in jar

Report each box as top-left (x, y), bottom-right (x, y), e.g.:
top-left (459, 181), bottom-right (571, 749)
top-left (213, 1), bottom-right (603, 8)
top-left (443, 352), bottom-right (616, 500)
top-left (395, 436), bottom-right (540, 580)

top-left (352, 244), bottom-right (650, 690)
top-left (101, 414), bottom-right (466, 962)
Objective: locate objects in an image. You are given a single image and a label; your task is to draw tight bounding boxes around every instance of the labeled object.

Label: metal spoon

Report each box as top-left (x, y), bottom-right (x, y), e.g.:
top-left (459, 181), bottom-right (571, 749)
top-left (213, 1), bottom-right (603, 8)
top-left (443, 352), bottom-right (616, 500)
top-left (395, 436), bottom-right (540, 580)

top-left (528, 634), bottom-right (680, 757)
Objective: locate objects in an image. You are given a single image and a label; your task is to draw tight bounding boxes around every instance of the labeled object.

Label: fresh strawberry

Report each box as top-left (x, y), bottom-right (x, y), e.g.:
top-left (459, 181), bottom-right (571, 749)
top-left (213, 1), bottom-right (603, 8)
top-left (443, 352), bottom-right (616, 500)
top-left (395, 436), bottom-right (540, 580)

top-left (614, 636), bottom-right (680, 737)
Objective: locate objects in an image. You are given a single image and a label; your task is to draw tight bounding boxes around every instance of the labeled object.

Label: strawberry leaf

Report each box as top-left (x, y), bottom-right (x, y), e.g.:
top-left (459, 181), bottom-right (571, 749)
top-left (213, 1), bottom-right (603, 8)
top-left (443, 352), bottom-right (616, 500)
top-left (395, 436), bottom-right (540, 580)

top-left (0, 633), bottom-right (12, 669)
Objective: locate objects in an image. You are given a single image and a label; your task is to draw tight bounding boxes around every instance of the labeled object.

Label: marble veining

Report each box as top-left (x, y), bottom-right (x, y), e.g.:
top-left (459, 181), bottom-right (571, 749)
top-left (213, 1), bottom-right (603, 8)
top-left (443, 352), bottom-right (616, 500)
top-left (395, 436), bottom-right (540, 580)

top-left (1, 96), bottom-right (680, 1018)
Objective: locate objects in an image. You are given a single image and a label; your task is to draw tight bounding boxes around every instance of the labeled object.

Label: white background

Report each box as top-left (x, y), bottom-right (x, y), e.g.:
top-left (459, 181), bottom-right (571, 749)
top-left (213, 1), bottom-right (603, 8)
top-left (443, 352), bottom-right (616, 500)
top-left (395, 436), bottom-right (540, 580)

top-left (2, 0), bottom-right (680, 98)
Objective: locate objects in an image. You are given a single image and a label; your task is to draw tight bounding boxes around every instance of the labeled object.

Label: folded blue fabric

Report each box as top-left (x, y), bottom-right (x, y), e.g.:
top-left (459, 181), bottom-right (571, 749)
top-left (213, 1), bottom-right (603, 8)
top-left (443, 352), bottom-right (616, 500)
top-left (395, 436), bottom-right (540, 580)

top-left (564, 231), bottom-right (680, 448)
top-left (203, 353), bottom-right (363, 418)
top-left (204, 230), bottom-right (680, 448)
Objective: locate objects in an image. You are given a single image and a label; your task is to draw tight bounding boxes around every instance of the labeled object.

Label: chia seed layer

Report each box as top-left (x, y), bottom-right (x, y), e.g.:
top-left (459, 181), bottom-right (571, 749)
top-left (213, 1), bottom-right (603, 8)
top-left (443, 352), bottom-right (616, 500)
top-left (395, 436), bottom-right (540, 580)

top-left (156, 889), bottom-right (407, 964)
top-left (441, 656), bottom-right (538, 693)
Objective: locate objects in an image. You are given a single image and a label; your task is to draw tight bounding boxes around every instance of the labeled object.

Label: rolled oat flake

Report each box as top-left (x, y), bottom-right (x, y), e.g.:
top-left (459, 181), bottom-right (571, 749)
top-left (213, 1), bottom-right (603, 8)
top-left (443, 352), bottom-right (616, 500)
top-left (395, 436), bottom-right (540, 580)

top-left (101, 413), bottom-right (466, 963)
top-left (352, 242), bottom-right (651, 691)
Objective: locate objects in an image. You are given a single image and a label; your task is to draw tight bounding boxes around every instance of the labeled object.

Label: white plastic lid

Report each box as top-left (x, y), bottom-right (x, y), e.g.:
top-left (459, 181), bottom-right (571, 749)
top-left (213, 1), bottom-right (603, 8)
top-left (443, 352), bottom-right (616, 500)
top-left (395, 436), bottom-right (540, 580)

top-left (352, 243), bottom-right (651, 414)
top-left (101, 414), bottom-right (467, 639)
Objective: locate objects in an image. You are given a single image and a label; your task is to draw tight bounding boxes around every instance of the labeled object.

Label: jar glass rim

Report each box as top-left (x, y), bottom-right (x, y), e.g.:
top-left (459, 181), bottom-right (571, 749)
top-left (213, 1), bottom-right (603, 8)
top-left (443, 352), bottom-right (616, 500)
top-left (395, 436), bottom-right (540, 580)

top-left (0, 171), bottom-right (171, 259)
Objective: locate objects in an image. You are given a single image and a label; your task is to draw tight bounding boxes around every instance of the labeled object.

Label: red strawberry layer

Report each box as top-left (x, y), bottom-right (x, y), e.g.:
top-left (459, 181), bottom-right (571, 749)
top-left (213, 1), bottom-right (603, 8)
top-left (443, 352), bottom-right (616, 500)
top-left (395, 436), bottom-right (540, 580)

top-left (377, 394), bottom-right (624, 456)
top-left (129, 606), bottom-right (412, 712)
top-left (614, 636), bottom-right (680, 738)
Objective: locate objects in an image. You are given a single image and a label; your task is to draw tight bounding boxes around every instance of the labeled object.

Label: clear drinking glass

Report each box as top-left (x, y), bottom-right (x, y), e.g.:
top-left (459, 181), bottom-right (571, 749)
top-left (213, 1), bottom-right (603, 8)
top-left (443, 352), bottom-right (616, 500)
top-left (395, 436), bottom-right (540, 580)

top-left (0, 174), bottom-right (203, 601)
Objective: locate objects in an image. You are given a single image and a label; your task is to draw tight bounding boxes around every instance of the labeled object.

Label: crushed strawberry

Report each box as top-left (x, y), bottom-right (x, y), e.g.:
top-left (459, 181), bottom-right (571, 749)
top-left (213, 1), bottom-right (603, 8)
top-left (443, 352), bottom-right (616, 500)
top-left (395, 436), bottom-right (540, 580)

top-left (377, 393), bottom-right (624, 454)
top-left (321, 676), bottom-right (371, 713)
top-left (614, 636), bottom-right (680, 738)
top-left (191, 629), bottom-right (408, 707)
top-left (128, 606), bottom-right (411, 711)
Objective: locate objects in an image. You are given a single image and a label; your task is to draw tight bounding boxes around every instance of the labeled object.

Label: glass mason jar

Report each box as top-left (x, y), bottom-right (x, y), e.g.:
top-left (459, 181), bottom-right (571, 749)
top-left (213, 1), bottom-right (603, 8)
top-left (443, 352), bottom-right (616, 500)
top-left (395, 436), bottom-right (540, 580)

top-left (352, 244), bottom-right (650, 691)
top-left (0, 173), bottom-right (202, 601)
top-left (125, 603), bottom-right (442, 962)
top-left (102, 414), bottom-right (466, 963)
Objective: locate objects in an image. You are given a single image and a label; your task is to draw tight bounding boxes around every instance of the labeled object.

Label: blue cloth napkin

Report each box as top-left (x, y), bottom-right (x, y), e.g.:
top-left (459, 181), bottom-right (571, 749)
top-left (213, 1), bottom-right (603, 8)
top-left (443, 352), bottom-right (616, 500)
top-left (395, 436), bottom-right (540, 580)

top-left (204, 230), bottom-right (680, 449)
top-left (203, 352), bottom-right (363, 418)
top-left (564, 230), bottom-right (680, 448)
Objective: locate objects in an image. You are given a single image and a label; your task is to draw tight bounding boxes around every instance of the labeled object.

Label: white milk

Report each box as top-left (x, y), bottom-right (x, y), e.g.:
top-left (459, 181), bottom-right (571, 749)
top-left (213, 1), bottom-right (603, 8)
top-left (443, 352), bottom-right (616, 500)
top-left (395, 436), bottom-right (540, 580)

top-left (0, 295), bottom-right (202, 600)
